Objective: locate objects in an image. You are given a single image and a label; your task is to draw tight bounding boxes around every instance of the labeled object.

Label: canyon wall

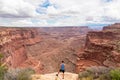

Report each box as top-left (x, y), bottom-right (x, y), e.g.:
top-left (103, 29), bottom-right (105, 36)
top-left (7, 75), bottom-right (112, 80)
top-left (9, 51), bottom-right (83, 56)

top-left (27, 27), bottom-right (91, 73)
top-left (0, 27), bottom-right (91, 73)
top-left (76, 23), bottom-right (120, 73)
top-left (0, 28), bottom-right (42, 73)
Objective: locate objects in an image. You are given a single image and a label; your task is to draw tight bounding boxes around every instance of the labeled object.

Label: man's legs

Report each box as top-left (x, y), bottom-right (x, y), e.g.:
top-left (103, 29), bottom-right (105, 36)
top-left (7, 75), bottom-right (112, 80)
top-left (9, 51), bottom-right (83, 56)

top-left (63, 72), bottom-right (64, 79)
top-left (62, 70), bottom-right (65, 79)
top-left (58, 70), bottom-right (65, 79)
top-left (58, 69), bottom-right (60, 75)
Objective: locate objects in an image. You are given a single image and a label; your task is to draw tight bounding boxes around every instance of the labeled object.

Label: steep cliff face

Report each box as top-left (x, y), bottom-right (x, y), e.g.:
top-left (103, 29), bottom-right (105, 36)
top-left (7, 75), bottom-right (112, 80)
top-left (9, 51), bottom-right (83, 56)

top-left (0, 28), bottom-right (41, 73)
top-left (76, 23), bottom-right (120, 73)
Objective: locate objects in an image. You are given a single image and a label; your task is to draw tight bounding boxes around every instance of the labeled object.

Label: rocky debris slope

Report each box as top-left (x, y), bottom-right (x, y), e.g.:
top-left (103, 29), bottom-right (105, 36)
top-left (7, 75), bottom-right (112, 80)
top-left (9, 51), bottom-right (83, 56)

top-left (76, 23), bottom-right (120, 73)
top-left (0, 27), bottom-right (42, 73)
top-left (32, 72), bottom-right (78, 80)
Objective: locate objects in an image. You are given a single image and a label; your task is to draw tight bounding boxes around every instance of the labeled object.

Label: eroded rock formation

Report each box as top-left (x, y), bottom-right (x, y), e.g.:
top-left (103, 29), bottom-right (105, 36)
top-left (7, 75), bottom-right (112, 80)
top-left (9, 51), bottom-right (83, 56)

top-left (0, 28), bottom-right (42, 73)
top-left (76, 23), bottom-right (120, 73)
top-left (27, 27), bottom-right (91, 73)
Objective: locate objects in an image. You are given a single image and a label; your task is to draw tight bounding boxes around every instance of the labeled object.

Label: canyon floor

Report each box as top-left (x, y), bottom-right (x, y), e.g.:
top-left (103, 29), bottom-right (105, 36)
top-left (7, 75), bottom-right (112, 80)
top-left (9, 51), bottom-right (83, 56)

top-left (26, 27), bottom-right (90, 73)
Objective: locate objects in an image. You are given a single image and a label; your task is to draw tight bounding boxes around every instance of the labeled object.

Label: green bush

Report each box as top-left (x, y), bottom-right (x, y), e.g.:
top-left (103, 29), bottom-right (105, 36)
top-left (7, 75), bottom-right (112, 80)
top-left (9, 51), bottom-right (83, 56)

top-left (0, 54), bottom-right (4, 59)
top-left (17, 68), bottom-right (35, 80)
top-left (0, 65), bottom-right (7, 80)
top-left (0, 53), bottom-right (7, 80)
top-left (78, 71), bottom-right (93, 80)
top-left (4, 68), bottom-right (21, 80)
top-left (99, 73), bottom-right (111, 80)
top-left (78, 66), bottom-right (113, 80)
top-left (86, 66), bottom-right (112, 79)
top-left (0, 53), bottom-right (4, 65)
top-left (110, 69), bottom-right (120, 80)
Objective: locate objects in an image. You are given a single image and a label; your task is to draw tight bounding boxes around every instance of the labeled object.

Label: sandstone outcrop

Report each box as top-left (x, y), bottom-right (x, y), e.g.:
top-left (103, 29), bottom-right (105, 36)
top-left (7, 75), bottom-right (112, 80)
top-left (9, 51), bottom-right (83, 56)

top-left (76, 23), bottom-right (120, 73)
top-left (0, 28), bottom-right (41, 73)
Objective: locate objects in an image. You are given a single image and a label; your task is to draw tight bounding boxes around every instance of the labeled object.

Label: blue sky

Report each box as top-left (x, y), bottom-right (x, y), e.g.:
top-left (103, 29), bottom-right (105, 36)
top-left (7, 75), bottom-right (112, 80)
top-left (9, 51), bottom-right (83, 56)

top-left (0, 0), bottom-right (120, 28)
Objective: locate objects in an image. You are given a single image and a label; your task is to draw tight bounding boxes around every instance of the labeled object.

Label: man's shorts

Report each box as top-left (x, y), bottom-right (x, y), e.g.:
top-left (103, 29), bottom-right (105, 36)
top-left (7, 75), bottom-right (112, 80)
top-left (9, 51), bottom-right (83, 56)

top-left (59, 69), bottom-right (65, 73)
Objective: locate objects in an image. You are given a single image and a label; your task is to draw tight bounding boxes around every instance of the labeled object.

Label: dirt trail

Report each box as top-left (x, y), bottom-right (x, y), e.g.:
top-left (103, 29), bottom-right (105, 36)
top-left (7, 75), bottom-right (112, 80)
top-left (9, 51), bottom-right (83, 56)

top-left (32, 72), bottom-right (78, 80)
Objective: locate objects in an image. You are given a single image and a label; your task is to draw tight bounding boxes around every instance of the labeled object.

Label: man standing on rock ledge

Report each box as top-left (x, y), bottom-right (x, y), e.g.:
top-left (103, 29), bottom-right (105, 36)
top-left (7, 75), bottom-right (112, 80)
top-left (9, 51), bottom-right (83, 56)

top-left (58, 61), bottom-right (65, 79)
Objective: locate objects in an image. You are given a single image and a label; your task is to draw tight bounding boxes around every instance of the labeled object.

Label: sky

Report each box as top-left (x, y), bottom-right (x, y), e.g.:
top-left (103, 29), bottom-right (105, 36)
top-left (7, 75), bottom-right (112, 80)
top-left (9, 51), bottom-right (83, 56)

top-left (0, 0), bottom-right (120, 27)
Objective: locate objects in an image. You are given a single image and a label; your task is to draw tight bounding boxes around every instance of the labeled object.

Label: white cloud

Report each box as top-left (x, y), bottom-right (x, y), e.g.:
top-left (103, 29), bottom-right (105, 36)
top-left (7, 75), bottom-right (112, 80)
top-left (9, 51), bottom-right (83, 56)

top-left (0, 0), bottom-right (120, 27)
top-left (0, 0), bottom-right (38, 18)
top-left (104, 0), bottom-right (120, 19)
top-left (47, 6), bottom-right (59, 14)
top-left (11, 19), bottom-right (33, 26)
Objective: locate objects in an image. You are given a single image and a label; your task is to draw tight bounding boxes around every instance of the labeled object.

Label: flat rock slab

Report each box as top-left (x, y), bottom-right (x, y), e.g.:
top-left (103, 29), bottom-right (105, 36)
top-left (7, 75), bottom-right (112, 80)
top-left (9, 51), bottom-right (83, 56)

top-left (32, 72), bottom-right (78, 80)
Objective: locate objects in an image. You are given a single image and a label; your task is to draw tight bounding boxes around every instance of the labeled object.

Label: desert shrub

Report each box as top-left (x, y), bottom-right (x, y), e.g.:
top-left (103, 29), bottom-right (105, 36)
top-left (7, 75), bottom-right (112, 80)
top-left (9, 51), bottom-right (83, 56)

top-left (0, 54), bottom-right (3, 59)
top-left (99, 73), bottom-right (111, 80)
top-left (0, 65), bottom-right (7, 80)
top-left (79, 71), bottom-right (91, 78)
top-left (4, 68), bottom-right (22, 80)
top-left (17, 68), bottom-right (35, 80)
top-left (4, 68), bottom-right (35, 80)
top-left (78, 71), bottom-right (93, 80)
top-left (78, 66), bottom-right (113, 80)
top-left (0, 53), bottom-right (7, 80)
top-left (0, 53), bottom-right (4, 65)
top-left (110, 69), bottom-right (120, 80)
top-left (79, 76), bottom-right (93, 80)
top-left (86, 66), bottom-right (111, 79)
